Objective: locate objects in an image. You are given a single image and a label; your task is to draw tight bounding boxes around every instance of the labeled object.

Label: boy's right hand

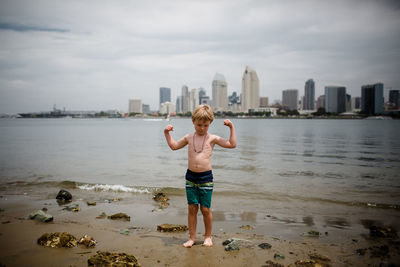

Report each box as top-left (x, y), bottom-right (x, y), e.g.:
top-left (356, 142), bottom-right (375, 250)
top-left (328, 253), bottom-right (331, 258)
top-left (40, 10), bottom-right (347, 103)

top-left (164, 125), bottom-right (174, 133)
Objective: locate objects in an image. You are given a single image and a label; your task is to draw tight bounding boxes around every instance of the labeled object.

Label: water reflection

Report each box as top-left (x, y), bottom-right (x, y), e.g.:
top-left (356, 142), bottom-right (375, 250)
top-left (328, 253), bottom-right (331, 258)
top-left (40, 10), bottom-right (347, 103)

top-left (212, 211), bottom-right (226, 222)
top-left (240, 211), bottom-right (257, 222)
top-left (303, 216), bottom-right (315, 226)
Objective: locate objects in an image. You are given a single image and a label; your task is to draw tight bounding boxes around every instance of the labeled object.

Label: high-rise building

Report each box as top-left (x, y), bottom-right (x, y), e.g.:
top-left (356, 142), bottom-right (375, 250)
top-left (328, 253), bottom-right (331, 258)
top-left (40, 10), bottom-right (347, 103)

top-left (303, 79), bottom-right (315, 110)
top-left (189, 88), bottom-right (199, 112)
top-left (199, 88), bottom-right (210, 105)
top-left (142, 104), bottom-right (150, 114)
top-left (317, 95), bottom-right (325, 109)
top-left (212, 73), bottom-right (228, 111)
top-left (129, 99), bottom-right (142, 114)
top-left (389, 90), bottom-right (399, 108)
top-left (361, 83), bottom-right (384, 115)
top-left (181, 85), bottom-right (189, 113)
top-left (259, 97), bottom-right (269, 108)
top-left (160, 102), bottom-right (176, 115)
top-left (228, 92), bottom-right (241, 112)
top-left (175, 96), bottom-right (182, 114)
top-left (325, 86), bottom-right (346, 114)
top-left (351, 97), bottom-right (361, 111)
top-left (241, 66), bottom-right (259, 112)
top-left (282, 89), bottom-right (299, 110)
top-left (159, 87), bottom-right (171, 108)
top-left (346, 94), bottom-right (352, 112)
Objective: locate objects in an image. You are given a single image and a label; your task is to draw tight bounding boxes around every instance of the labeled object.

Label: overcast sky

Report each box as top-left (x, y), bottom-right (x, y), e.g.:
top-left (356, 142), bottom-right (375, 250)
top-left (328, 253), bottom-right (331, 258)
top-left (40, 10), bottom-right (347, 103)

top-left (0, 0), bottom-right (399, 113)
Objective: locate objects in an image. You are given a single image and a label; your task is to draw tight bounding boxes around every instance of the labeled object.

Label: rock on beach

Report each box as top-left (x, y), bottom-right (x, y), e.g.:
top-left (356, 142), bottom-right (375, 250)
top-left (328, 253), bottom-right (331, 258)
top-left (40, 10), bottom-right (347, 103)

top-left (37, 232), bottom-right (77, 248)
top-left (108, 213), bottom-right (130, 221)
top-left (56, 189), bottom-right (72, 203)
top-left (88, 251), bottom-right (141, 266)
top-left (157, 224), bottom-right (188, 232)
top-left (28, 210), bottom-right (53, 222)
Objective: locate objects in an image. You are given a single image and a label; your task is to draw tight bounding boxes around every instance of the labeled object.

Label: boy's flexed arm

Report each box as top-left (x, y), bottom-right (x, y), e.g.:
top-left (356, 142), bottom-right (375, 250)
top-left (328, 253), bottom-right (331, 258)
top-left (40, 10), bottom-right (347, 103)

top-left (215, 119), bottom-right (237, 149)
top-left (164, 125), bottom-right (188, 150)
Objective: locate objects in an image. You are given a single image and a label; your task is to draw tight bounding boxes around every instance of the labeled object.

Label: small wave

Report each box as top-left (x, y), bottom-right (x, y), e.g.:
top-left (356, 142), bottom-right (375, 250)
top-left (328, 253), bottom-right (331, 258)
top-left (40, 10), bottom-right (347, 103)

top-left (77, 184), bottom-right (151, 194)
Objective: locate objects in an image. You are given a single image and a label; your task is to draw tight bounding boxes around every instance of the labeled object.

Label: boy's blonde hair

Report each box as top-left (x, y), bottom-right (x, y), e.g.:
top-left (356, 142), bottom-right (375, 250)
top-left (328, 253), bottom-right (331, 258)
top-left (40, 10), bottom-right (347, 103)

top-left (192, 104), bottom-right (214, 123)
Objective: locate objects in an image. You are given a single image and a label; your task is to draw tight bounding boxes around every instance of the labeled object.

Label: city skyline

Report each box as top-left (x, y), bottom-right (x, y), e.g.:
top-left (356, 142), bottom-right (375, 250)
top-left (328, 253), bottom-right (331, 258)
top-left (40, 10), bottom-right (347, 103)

top-left (1, 0), bottom-right (399, 114)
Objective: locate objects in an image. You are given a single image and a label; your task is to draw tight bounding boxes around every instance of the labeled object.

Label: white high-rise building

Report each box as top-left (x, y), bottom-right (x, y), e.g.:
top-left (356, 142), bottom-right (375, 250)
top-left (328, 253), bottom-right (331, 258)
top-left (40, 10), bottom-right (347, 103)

top-left (189, 88), bottom-right (199, 113)
top-left (212, 73), bottom-right (228, 111)
top-left (181, 85), bottom-right (189, 113)
top-left (129, 99), bottom-right (142, 113)
top-left (241, 66), bottom-right (259, 112)
top-left (160, 102), bottom-right (176, 115)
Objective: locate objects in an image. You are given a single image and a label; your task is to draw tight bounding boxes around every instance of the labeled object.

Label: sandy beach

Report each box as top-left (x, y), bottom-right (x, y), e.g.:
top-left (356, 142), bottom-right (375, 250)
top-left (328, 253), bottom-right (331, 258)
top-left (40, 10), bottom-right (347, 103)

top-left (0, 189), bottom-right (399, 267)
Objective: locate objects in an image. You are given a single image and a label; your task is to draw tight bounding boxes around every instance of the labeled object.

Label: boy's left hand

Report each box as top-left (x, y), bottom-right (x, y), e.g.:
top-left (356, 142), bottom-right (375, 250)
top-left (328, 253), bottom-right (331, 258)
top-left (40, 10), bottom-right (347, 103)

top-left (223, 119), bottom-right (233, 128)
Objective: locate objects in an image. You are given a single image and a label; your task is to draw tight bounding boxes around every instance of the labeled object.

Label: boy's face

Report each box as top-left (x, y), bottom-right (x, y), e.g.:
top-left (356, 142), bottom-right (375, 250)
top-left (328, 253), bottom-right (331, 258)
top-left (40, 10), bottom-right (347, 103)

top-left (193, 119), bottom-right (211, 136)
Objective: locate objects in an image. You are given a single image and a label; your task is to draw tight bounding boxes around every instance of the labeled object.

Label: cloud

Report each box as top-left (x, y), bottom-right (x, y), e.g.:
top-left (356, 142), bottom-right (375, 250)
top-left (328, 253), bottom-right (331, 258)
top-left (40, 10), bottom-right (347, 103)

top-left (0, 0), bottom-right (399, 113)
top-left (0, 22), bottom-right (69, 33)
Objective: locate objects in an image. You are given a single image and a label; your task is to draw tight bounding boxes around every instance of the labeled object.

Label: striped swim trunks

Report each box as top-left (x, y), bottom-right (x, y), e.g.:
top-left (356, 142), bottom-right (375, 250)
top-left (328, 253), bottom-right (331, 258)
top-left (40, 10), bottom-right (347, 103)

top-left (185, 169), bottom-right (213, 208)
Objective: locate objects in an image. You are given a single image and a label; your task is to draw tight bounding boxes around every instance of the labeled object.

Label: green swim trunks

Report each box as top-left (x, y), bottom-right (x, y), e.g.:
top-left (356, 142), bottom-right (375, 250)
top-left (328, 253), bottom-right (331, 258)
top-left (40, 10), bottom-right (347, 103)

top-left (185, 169), bottom-right (213, 208)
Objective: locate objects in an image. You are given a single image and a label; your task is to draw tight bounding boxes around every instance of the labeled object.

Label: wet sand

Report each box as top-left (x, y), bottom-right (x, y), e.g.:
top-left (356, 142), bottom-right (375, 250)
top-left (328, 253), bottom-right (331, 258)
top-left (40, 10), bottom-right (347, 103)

top-left (0, 193), bottom-right (399, 267)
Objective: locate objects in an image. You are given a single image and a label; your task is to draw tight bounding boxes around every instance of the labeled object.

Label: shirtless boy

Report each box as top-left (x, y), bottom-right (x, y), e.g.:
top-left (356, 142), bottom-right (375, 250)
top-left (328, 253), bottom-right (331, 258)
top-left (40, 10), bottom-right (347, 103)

top-left (164, 104), bottom-right (236, 247)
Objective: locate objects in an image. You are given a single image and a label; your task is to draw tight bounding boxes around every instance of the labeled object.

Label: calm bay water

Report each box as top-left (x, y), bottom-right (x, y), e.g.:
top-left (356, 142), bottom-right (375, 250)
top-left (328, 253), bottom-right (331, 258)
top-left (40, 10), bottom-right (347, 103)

top-left (0, 118), bottom-right (399, 211)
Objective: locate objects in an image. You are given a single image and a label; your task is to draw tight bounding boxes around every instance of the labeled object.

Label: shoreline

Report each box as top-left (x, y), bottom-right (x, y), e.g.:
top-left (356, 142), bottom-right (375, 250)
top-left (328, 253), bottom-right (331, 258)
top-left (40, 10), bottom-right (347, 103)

top-left (1, 191), bottom-right (399, 266)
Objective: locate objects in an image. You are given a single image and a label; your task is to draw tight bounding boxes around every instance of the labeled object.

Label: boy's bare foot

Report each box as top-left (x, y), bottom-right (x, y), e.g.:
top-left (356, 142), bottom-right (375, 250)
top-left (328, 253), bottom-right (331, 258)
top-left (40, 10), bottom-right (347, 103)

top-left (203, 236), bottom-right (213, 247)
top-left (183, 239), bottom-right (195, 248)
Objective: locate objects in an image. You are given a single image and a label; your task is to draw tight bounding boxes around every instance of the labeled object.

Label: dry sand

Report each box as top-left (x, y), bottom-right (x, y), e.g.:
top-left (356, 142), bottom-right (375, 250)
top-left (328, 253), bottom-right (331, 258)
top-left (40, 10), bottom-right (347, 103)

top-left (0, 193), bottom-right (399, 267)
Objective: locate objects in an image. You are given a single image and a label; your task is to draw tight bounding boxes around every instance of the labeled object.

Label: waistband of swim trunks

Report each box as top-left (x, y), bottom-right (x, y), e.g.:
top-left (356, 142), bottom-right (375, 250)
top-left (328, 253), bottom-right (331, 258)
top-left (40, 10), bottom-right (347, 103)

top-left (186, 169), bottom-right (212, 177)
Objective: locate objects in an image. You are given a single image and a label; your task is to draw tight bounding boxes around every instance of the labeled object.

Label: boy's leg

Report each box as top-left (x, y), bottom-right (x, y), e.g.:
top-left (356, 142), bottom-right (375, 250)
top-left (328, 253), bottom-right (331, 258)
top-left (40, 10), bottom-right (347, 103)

top-left (200, 205), bottom-right (213, 246)
top-left (183, 204), bottom-right (199, 247)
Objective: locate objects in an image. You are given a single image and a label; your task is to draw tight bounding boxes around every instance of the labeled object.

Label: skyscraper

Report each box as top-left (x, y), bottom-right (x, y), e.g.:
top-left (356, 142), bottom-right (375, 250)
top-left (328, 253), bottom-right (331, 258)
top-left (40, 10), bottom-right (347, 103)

top-left (351, 97), bottom-right (361, 110)
top-left (346, 94), bottom-right (352, 112)
top-left (303, 79), bottom-right (315, 110)
top-left (361, 83), bottom-right (384, 115)
top-left (325, 86), bottom-right (346, 114)
top-left (181, 85), bottom-right (189, 113)
top-left (317, 95), bottom-right (325, 109)
top-left (241, 66), bottom-right (259, 112)
top-left (199, 88), bottom-right (210, 105)
top-left (159, 87), bottom-right (171, 108)
top-left (175, 96), bottom-right (182, 114)
top-left (282, 89), bottom-right (299, 110)
top-left (129, 99), bottom-right (142, 114)
top-left (259, 97), bottom-right (269, 107)
top-left (212, 73), bottom-right (228, 111)
top-left (389, 90), bottom-right (399, 108)
top-left (189, 88), bottom-right (199, 112)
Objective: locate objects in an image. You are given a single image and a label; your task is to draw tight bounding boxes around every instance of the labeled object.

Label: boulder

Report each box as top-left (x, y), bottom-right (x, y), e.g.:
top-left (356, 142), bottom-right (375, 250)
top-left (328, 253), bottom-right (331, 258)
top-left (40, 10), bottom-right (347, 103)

top-left (78, 235), bottom-right (96, 247)
top-left (291, 260), bottom-right (328, 267)
top-left (96, 212), bottom-right (107, 219)
top-left (370, 226), bottom-right (398, 238)
top-left (88, 251), bottom-right (140, 266)
top-left (263, 260), bottom-right (284, 267)
top-left (29, 210), bottom-right (53, 222)
top-left (240, 225), bottom-right (254, 230)
top-left (258, 242), bottom-right (272, 249)
top-left (37, 232), bottom-right (77, 248)
top-left (56, 190), bottom-right (72, 203)
top-left (87, 201), bottom-right (96, 206)
top-left (274, 253), bottom-right (285, 260)
top-left (153, 192), bottom-right (169, 203)
top-left (108, 213), bottom-right (130, 221)
top-left (62, 203), bottom-right (80, 212)
top-left (223, 238), bottom-right (254, 251)
top-left (309, 253), bottom-right (331, 263)
top-left (157, 224), bottom-right (188, 232)
top-left (302, 230), bottom-right (321, 237)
